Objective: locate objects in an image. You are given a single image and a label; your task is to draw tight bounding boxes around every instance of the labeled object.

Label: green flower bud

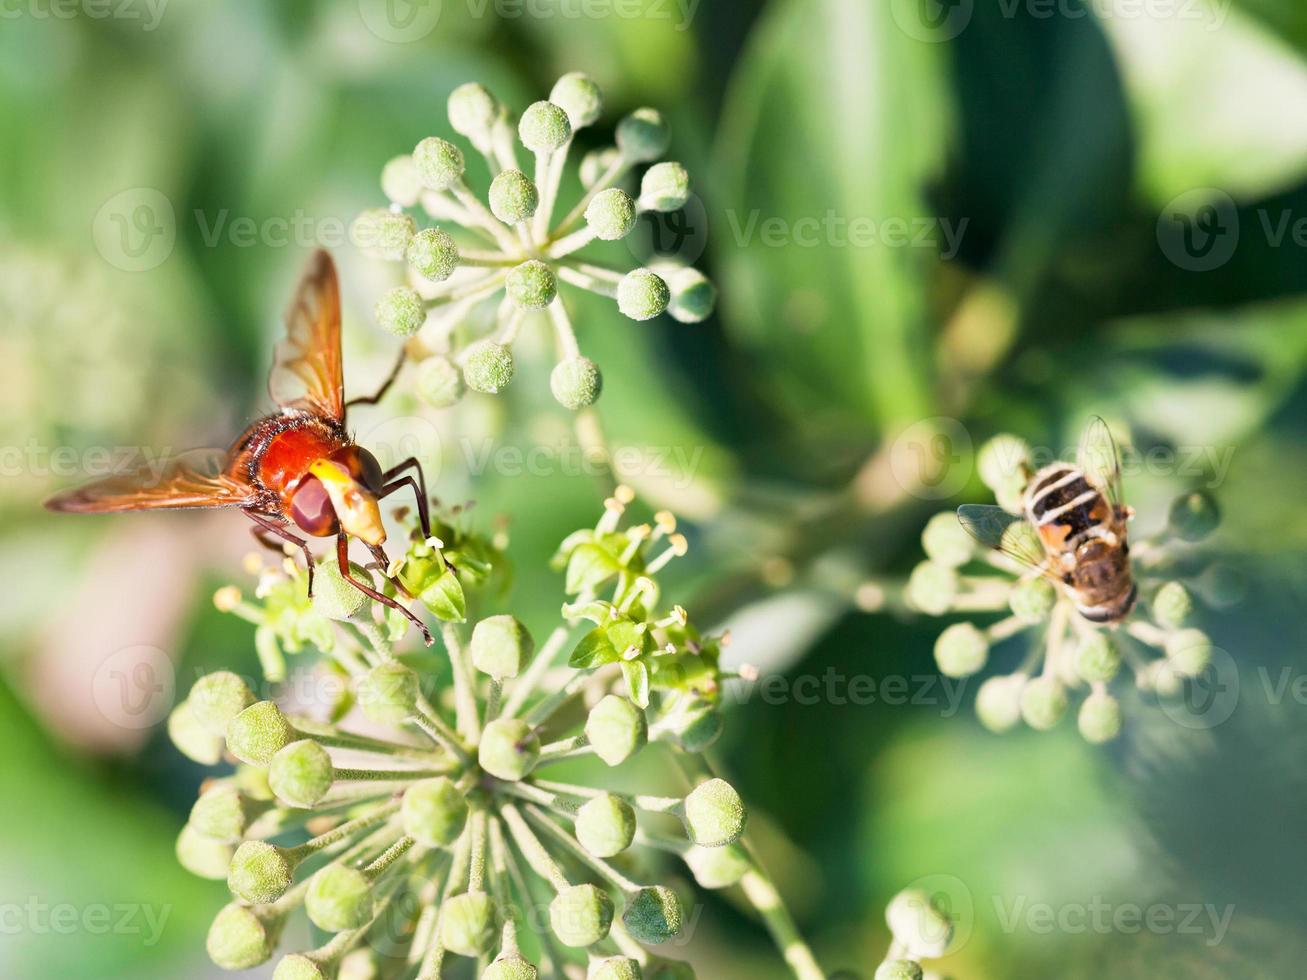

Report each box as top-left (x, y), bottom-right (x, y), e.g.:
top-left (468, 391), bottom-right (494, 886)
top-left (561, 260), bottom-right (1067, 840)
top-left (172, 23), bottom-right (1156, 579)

top-left (1168, 491), bottom-right (1221, 542)
top-left (416, 355), bottom-right (465, 407)
top-left (228, 840), bottom-right (296, 905)
top-left (519, 101), bottom-right (572, 153)
top-left (269, 739), bottom-right (334, 808)
top-left (623, 885), bottom-right (683, 944)
top-left (658, 696), bottom-right (722, 753)
top-left (190, 671), bottom-right (257, 736)
top-left (886, 888), bottom-right (952, 959)
top-left (1152, 581), bottom-right (1194, 630)
top-left (339, 948), bottom-right (382, 980)
top-left (550, 883), bottom-right (614, 947)
top-left (311, 557), bottom-right (369, 621)
top-left (206, 904), bottom-right (280, 971)
top-left (168, 700), bottom-right (225, 765)
top-left (1075, 633), bottom-right (1121, 683)
top-left (470, 614), bottom-right (536, 679)
top-left (1010, 577), bottom-right (1057, 622)
top-left (1144, 659), bottom-right (1184, 697)
top-left (663, 266), bottom-right (716, 324)
top-left (462, 340), bottom-right (516, 394)
top-left (575, 794), bottom-right (636, 857)
top-left (402, 777), bottom-right (468, 847)
top-left (375, 286), bottom-right (425, 337)
top-left (352, 208), bottom-right (416, 262)
top-left (683, 842), bottom-right (750, 889)
top-left (933, 622), bottom-right (989, 678)
top-left (485, 955), bottom-right (540, 980)
top-left (274, 954), bottom-right (331, 980)
top-left (1078, 692), bottom-right (1122, 744)
top-left (617, 268), bottom-right (670, 321)
top-left (1165, 628), bottom-right (1213, 678)
top-left (639, 162), bottom-right (690, 212)
top-left (440, 892), bottom-right (499, 956)
top-left (550, 72), bottom-right (603, 128)
top-left (977, 434), bottom-right (1031, 494)
top-left (381, 154), bottom-right (422, 207)
top-left (306, 864), bottom-right (373, 932)
top-left (551, 357), bottom-right (603, 410)
top-left (975, 675), bottom-right (1025, 733)
top-left (407, 227), bottom-right (460, 282)
top-left (190, 783), bottom-right (255, 842)
top-left (413, 137), bottom-right (465, 191)
top-left (1020, 676), bottom-right (1069, 731)
top-left (489, 169), bottom-right (539, 225)
top-left (616, 107), bottom-right (670, 162)
top-left (448, 82), bottom-right (500, 147)
top-left (507, 259), bottom-right (558, 310)
top-left (357, 661), bottom-right (420, 724)
top-left (478, 718), bottom-right (540, 781)
top-left (921, 511), bottom-right (974, 568)
top-left (226, 700), bottom-right (295, 766)
top-left (682, 778), bottom-right (746, 847)
top-left (589, 957), bottom-right (642, 980)
top-left (580, 147), bottom-right (621, 190)
top-left (875, 960), bottom-right (923, 980)
top-left (176, 824), bottom-right (236, 880)
top-left (585, 695), bottom-right (648, 766)
top-left (585, 188), bottom-right (637, 241)
top-left (906, 560), bottom-right (958, 615)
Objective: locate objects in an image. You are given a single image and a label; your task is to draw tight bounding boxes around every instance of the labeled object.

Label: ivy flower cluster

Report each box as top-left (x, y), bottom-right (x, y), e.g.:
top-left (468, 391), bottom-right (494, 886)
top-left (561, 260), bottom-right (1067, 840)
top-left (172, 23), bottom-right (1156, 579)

top-left (906, 433), bottom-right (1224, 744)
top-left (168, 490), bottom-right (821, 979)
top-left (350, 73), bottom-right (716, 412)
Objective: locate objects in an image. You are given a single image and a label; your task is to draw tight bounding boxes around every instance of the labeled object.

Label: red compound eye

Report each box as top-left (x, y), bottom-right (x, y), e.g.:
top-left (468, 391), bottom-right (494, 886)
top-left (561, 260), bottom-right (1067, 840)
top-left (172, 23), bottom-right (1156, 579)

top-left (330, 446), bottom-right (385, 494)
top-left (289, 476), bottom-right (337, 536)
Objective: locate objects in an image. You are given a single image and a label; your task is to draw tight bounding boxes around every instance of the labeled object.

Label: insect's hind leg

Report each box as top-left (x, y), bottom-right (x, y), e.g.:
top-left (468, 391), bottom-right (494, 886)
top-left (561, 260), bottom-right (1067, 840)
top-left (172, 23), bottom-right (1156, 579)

top-left (246, 511), bottom-right (316, 596)
top-left (337, 535), bottom-right (433, 646)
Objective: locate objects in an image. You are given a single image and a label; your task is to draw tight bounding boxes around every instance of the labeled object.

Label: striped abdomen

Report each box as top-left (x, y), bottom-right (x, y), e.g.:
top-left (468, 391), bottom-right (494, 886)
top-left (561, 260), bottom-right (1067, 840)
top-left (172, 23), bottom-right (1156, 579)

top-left (1025, 463), bottom-right (1114, 556)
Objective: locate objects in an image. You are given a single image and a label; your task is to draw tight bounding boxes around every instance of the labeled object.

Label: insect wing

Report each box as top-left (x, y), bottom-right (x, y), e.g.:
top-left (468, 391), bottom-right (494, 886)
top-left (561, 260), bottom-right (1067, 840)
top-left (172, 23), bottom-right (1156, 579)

top-left (957, 504), bottom-right (1055, 578)
top-left (43, 448), bottom-right (253, 513)
top-left (268, 249), bottom-right (345, 423)
top-left (1077, 416), bottom-right (1125, 512)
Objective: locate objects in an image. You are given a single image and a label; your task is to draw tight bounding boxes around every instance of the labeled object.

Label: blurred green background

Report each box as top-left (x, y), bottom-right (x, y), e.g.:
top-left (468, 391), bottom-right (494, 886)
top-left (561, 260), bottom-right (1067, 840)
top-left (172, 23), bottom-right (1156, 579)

top-left (4, 0), bottom-right (1307, 977)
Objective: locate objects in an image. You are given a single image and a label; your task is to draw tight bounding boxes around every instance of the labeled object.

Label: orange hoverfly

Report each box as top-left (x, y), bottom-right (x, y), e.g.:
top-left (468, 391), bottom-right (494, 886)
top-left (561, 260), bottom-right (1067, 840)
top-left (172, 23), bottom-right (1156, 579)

top-left (958, 417), bottom-right (1137, 624)
top-left (45, 250), bottom-right (434, 644)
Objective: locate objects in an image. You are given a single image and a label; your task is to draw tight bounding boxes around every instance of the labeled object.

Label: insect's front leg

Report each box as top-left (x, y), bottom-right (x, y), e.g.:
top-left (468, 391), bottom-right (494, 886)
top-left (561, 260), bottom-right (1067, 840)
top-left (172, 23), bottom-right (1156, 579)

top-left (378, 456), bottom-right (431, 538)
top-left (246, 511), bottom-right (316, 596)
top-left (336, 535), bottom-right (433, 645)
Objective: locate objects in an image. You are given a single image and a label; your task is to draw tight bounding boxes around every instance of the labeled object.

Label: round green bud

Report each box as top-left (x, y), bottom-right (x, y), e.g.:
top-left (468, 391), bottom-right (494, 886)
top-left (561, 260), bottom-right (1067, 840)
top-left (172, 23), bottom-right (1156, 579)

top-left (375, 286), bottom-right (425, 337)
top-left (933, 622), bottom-right (989, 678)
top-left (585, 188), bottom-right (637, 241)
top-left (228, 840), bottom-right (295, 905)
top-left (226, 700), bottom-right (295, 766)
top-left (338, 948), bottom-right (381, 980)
top-left (921, 511), bottom-right (974, 568)
top-left (977, 434), bottom-right (1031, 493)
top-left (682, 778), bottom-right (746, 847)
top-left (470, 614), bottom-right (536, 679)
top-left (306, 864), bottom-right (374, 932)
top-left (206, 904), bottom-right (277, 971)
top-left (1152, 581), bottom-right (1194, 630)
top-left (640, 162), bottom-right (690, 212)
top-left (589, 957), bottom-right (642, 980)
top-left (623, 885), bottom-right (683, 944)
top-left (440, 892), bottom-right (499, 956)
top-left (975, 675), bottom-right (1025, 733)
top-left (269, 739), bottom-right (334, 808)
top-left (413, 137), bottom-right (465, 191)
top-left (875, 961), bottom-right (923, 980)
top-left (617, 268), bottom-right (670, 321)
top-left (1145, 659), bottom-right (1185, 698)
top-left (168, 700), bottom-right (225, 765)
top-left (351, 208), bottom-right (415, 262)
top-left (357, 661), bottom-right (420, 724)
top-left (448, 82), bottom-right (500, 146)
top-left (489, 169), bottom-right (539, 225)
top-left (484, 955), bottom-right (540, 980)
top-left (190, 783), bottom-right (251, 842)
top-left (416, 355), bottom-right (465, 408)
top-left (462, 340), bottom-right (516, 394)
top-left (551, 357), bottom-right (603, 410)
top-left (190, 671), bottom-right (257, 737)
top-left (407, 227), bottom-right (460, 282)
top-left (507, 259), bottom-right (558, 310)
top-left (575, 794), bottom-right (636, 857)
top-left (550, 883), bottom-right (614, 947)
top-left (1168, 491), bottom-right (1221, 542)
top-left (659, 696), bottom-right (722, 753)
top-left (1165, 628), bottom-right (1213, 678)
top-left (580, 147), bottom-right (621, 190)
top-left (1078, 692), bottom-right (1123, 744)
top-left (274, 954), bottom-right (330, 980)
top-left (1010, 577), bottom-right (1057, 622)
top-left (684, 842), bottom-right (750, 889)
top-left (402, 776), bottom-right (468, 847)
top-left (1075, 633), bottom-right (1121, 683)
top-left (1020, 676), bottom-right (1069, 731)
top-left (886, 888), bottom-right (953, 959)
top-left (585, 695), bottom-right (648, 766)
top-left (906, 560), bottom-right (958, 615)
top-left (478, 718), bottom-right (540, 781)
top-left (550, 72), bottom-right (603, 128)
top-left (616, 107), bottom-right (670, 162)
top-left (311, 557), bottom-right (369, 621)
top-left (176, 824), bottom-right (236, 880)
top-left (381, 154), bottom-right (422, 207)
top-left (663, 266), bottom-right (716, 324)
top-left (519, 101), bottom-right (572, 153)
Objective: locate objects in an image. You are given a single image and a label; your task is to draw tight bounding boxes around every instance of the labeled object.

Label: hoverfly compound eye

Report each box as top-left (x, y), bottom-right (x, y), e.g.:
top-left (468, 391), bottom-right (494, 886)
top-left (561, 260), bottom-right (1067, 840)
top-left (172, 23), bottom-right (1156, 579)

top-left (289, 476), bottom-right (338, 536)
top-left (330, 446), bottom-right (385, 493)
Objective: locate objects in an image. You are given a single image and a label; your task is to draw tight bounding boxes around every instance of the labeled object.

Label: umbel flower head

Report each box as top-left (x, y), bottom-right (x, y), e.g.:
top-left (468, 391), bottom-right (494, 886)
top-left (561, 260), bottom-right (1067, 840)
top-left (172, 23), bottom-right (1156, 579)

top-left (908, 431), bottom-right (1225, 744)
top-left (174, 490), bottom-right (765, 978)
top-left (351, 73), bottom-right (716, 412)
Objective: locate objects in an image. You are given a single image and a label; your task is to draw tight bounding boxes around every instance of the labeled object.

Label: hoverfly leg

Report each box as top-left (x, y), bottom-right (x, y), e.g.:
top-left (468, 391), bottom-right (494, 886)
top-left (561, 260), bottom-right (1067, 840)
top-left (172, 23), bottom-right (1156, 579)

top-left (246, 511), bottom-right (316, 596)
top-left (365, 542), bottom-right (417, 601)
top-left (344, 346), bottom-right (408, 410)
top-left (336, 536), bottom-right (433, 646)
top-left (379, 458), bottom-right (431, 538)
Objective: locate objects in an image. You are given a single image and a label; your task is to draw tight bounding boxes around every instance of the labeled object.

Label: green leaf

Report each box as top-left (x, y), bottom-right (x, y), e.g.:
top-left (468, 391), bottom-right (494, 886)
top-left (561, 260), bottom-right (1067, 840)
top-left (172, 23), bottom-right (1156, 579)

top-left (421, 569), bottom-right (466, 623)
top-left (621, 660), bottom-right (651, 709)
top-left (565, 542), bottom-right (622, 596)
top-left (568, 626), bottom-right (620, 670)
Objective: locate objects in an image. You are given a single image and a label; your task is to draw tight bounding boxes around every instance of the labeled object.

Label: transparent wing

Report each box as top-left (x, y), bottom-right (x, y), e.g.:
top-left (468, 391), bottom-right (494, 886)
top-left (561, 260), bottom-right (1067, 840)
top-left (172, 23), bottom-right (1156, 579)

top-left (268, 250), bottom-right (345, 423)
top-left (1077, 416), bottom-right (1124, 512)
top-left (957, 504), bottom-right (1056, 578)
top-left (44, 448), bottom-right (255, 513)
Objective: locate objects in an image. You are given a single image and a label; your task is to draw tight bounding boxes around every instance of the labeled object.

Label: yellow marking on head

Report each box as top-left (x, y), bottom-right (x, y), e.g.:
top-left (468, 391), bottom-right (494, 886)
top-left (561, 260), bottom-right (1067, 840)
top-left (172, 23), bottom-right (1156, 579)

top-left (309, 459), bottom-right (387, 547)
